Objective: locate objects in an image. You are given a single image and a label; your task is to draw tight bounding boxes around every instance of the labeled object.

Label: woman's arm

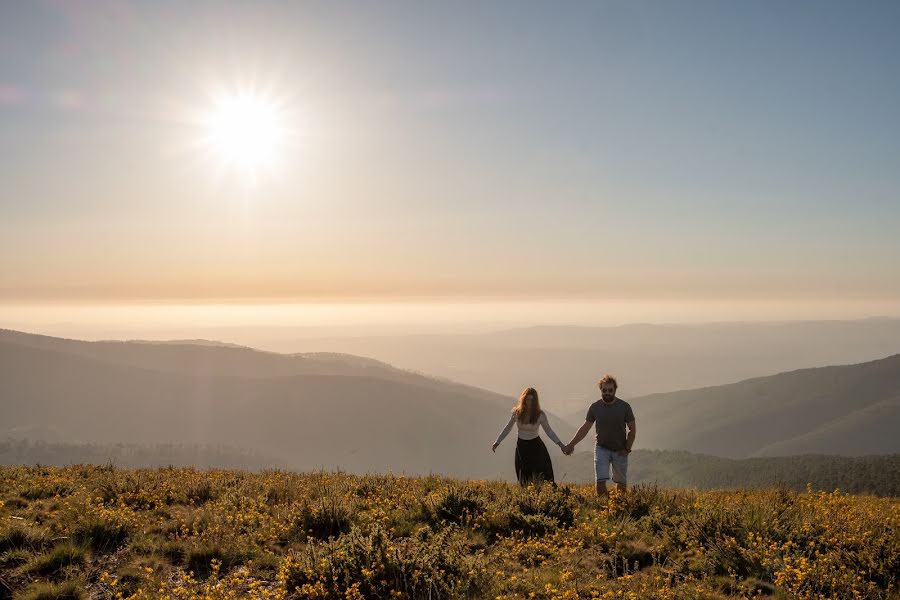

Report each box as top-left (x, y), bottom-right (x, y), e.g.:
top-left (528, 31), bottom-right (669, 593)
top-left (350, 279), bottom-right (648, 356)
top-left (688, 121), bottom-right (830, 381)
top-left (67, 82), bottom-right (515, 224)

top-left (539, 412), bottom-right (565, 447)
top-left (492, 413), bottom-right (516, 451)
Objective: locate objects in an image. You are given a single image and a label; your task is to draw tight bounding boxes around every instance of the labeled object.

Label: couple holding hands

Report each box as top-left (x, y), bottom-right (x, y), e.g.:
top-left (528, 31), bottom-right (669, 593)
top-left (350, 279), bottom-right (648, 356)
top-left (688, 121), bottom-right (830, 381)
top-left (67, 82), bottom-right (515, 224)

top-left (492, 374), bottom-right (636, 497)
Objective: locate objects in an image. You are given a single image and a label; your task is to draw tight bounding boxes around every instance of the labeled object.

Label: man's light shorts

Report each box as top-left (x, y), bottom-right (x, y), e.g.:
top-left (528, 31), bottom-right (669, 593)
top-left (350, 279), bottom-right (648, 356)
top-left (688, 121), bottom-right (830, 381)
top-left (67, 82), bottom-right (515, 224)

top-left (594, 445), bottom-right (628, 484)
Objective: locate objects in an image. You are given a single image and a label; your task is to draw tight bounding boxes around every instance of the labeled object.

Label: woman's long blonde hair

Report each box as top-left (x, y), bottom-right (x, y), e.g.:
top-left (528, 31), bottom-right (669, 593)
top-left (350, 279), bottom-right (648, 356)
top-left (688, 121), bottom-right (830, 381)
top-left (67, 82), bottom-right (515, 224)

top-left (512, 387), bottom-right (541, 424)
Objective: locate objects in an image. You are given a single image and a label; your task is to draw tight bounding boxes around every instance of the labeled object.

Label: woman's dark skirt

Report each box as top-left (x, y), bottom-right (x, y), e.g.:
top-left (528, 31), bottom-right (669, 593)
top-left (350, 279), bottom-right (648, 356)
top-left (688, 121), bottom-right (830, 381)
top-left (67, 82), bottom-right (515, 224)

top-left (514, 437), bottom-right (555, 485)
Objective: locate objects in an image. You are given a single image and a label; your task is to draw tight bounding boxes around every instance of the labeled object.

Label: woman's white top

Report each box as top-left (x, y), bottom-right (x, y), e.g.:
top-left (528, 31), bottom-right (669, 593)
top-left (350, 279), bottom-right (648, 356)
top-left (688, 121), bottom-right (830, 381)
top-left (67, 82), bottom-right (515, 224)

top-left (494, 411), bottom-right (563, 447)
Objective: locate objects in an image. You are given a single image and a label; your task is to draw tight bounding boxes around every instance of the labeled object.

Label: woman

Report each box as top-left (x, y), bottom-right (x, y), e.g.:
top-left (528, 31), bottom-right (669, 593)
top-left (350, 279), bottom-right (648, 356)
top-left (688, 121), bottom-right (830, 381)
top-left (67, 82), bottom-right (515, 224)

top-left (492, 387), bottom-right (566, 485)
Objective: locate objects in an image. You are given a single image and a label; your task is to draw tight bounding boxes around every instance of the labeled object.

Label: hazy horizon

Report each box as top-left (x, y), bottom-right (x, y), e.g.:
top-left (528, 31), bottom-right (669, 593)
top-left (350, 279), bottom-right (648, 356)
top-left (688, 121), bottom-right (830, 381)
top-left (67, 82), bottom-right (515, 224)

top-left (3, 298), bottom-right (900, 344)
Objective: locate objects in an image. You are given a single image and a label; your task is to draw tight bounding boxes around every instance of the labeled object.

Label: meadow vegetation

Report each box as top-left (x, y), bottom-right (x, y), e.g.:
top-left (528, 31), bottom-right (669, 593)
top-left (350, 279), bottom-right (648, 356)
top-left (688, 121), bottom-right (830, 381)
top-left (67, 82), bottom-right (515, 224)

top-left (0, 465), bottom-right (897, 599)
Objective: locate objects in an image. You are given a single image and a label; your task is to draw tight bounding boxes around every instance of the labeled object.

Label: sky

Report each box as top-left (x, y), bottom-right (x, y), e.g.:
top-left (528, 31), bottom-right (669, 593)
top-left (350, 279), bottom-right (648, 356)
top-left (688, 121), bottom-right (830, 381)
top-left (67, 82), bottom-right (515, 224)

top-left (2, 0), bottom-right (900, 333)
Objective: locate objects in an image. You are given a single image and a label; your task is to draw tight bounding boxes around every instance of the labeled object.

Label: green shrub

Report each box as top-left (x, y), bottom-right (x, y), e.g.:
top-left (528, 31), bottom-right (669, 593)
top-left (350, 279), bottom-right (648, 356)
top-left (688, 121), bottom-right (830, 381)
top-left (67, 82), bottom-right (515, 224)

top-left (0, 526), bottom-right (46, 553)
top-left (673, 499), bottom-right (767, 578)
top-left (111, 566), bottom-right (145, 597)
top-left (184, 544), bottom-right (253, 579)
top-left (15, 580), bottom-right (84, 600)
top-left (287, 498), bottom-right (354, 542)
top-left (71, 518), bottom-right (129, 553)
top-left (264, 479), bottom-right (301, 505)
top-left (185, 479), bottom-right (218, 505)
top-left (158, 539), bottom-right (187, 565)
top-left (424, 487), bottom-right (485, 526)
top-left (1, 548), bottom-right (31, 567)
top-left (19, 483), bottom-right (72, 501)
top-left (2, 497), bottom-right (28, 509)
top-left (611, 484), bottom-right (681, 520)
top-left (506, 511), bottom-right (559, 537)
top-left (515, 485), bottom-right (576, 529)
top-left (282, 524), bottom-right (485, 600)
top-left (25, 543), bottom-right (87, 577)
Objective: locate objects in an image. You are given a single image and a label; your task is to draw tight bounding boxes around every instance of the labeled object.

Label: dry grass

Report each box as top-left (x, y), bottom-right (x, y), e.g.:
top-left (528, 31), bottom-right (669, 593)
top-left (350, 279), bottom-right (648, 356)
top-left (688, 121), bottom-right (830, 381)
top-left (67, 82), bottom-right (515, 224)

top-left (0, 465), bottom-right (897, 599)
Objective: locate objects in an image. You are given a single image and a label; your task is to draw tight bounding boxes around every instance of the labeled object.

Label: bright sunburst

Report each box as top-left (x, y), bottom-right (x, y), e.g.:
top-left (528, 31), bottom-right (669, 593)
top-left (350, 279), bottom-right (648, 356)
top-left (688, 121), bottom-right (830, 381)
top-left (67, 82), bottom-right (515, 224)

top-left (198, 88), bottom-right (292, 184)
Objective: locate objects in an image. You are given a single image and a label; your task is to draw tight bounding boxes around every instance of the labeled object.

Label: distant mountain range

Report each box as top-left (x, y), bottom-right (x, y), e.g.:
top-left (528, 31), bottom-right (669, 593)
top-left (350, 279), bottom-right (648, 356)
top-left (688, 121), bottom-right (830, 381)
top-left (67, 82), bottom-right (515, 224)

top-left (2, 328), bottom-right (899, 481)
top-left (268, 318), bottom-right (900, 414)
top-left (0, 329), bottom-right (527, 479)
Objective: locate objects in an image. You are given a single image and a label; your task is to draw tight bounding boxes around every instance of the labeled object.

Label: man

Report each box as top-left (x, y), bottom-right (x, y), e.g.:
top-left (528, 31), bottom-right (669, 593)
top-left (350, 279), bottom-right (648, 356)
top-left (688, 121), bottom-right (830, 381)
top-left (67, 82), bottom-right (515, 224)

top-left (563, 374), bottom-right (636, 497)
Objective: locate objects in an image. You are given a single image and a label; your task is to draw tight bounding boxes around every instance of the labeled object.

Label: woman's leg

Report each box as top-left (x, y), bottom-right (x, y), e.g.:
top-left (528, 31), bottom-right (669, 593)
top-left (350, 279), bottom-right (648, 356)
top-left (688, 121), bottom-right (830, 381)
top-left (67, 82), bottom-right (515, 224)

top-left (514, 442), bottom-right (525, 485)
top-left (518, 438), bottom-right (541, 485)
top-left (536, 438), bottom-right (555, 484)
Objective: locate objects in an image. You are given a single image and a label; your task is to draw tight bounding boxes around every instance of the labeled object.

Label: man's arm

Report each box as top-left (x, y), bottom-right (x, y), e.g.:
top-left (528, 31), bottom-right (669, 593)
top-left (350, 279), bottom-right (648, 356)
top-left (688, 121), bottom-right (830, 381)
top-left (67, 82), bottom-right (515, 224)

top-left (623, 419), bottom-right (636, 453)
top-left (564, 420), bottom-right (593, 453)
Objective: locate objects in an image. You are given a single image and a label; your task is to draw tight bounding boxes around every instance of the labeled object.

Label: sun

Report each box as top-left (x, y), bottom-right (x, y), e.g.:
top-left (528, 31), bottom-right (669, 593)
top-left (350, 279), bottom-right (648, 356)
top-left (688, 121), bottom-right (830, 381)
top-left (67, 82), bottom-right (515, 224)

top-left (199, 89), bottom-right (292, 183)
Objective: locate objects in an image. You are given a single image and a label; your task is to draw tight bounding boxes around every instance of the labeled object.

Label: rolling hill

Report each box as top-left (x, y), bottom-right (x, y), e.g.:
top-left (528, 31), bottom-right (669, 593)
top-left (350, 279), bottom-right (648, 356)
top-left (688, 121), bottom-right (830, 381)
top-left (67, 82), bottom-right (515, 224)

top-left (624, 353), bottom-right (900, 457)
top-left (0, 329), bottom-right (539, 479)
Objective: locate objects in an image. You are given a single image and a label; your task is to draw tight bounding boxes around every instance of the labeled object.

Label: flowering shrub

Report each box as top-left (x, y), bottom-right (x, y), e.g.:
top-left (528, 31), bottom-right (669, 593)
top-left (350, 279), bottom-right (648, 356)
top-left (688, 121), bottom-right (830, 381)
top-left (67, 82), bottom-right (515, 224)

top-left (0, 465), bottom-right (897, 599)
top-left (282, 523), bottom-right (484, 599)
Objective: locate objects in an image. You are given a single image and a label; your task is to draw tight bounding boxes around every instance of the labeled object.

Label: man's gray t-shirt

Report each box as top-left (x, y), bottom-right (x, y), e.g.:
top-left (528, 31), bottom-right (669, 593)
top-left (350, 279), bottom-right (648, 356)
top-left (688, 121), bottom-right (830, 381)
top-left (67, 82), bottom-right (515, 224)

top-left (585, 398), bottom-right (635, 451)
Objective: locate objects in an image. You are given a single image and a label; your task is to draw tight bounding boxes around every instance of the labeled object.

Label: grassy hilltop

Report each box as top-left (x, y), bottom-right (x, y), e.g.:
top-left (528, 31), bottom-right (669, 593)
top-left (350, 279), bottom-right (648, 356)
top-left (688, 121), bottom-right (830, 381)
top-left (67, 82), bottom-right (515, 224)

top-left (1, 467), bottom-right (898, 600)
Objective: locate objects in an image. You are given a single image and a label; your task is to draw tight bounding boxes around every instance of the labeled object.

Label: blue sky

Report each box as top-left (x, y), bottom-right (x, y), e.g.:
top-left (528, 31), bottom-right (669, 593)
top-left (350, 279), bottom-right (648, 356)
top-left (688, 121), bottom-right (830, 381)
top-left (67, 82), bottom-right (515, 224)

top-left (1, 0), bottom-right (899, 307)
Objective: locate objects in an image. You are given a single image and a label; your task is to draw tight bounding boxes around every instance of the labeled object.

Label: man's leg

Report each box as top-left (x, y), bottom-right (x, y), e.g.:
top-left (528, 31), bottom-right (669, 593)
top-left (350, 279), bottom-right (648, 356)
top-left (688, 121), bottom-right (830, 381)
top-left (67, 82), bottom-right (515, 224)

top-left (611, 452), bottom-right (628, 494)
top-left (594, 446), bottom-right (612, 498)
